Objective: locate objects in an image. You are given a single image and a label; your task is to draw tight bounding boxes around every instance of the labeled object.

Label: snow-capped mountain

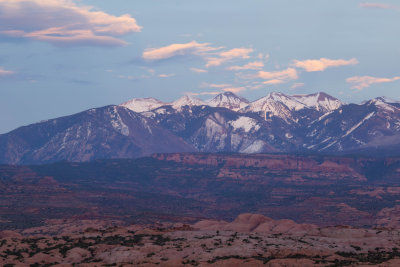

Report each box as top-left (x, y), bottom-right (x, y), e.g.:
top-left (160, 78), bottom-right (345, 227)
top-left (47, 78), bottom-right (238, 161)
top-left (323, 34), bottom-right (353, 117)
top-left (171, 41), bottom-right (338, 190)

top-left (207, 92), bottom-right (249, 111)
top-left (120, 97), bottom-right (165, 113)
top-left (0, 106), bottom-right (194, 165)
top-left (305, 97), bottom-right (400, 153)
top-left (292, 92), bottom-right (343, 112)
top-left (240, 92), bottom-right (309, 123)
top-left (171, 95), bottom-right (206, 110)
top-left (1, 91), bottom-right (400, 164)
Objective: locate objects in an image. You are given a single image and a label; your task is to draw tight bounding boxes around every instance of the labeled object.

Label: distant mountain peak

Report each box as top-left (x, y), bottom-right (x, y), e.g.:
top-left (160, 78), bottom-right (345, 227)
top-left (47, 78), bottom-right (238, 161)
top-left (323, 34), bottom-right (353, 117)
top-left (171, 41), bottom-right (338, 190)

top-left (120, 97), bottom-right (165, 113)
top-left (207, 91), bottom-right (249, 110)
top-left (172, 95), bottom-right (206, 109)
top-left (292, 92), bottom-right (343, 112)
top-left (373, 96), bottom-right (400, 104)
top-left (363, 96), bottom-right (400, 113)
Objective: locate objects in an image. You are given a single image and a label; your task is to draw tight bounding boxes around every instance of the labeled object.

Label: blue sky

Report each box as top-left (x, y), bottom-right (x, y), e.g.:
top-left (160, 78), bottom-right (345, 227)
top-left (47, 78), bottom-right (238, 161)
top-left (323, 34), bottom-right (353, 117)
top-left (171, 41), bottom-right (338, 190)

top-left (0, 0), bottom-right (399, 133)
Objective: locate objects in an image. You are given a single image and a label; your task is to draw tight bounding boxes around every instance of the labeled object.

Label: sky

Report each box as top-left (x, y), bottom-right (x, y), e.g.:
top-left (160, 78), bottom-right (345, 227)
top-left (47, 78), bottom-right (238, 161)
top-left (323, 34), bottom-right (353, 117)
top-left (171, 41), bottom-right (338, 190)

top-left (0, 0), bottom-right (399, 133)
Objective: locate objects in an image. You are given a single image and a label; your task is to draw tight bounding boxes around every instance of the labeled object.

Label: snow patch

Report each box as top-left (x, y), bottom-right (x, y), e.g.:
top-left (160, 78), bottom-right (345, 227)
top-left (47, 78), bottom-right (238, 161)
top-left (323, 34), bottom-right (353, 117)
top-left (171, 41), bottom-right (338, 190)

top-left (110, 107), bottom-right (130, 136)
top-left (120, 98), bottom-right (165, 113)
top-left (241, 140), bottom-right (265, 153)
top-left (343, 112), bottom-right (375, 138)
top-left (229, 116), bottom-right (260, 133)
top-left (172, 95), bottom-right (206, 110)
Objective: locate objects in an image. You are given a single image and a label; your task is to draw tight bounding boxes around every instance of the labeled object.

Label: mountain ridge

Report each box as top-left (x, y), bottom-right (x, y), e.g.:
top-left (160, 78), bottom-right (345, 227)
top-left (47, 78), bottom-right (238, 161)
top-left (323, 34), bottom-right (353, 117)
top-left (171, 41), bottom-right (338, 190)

top-left (1, 91), bottom-right (400, 164)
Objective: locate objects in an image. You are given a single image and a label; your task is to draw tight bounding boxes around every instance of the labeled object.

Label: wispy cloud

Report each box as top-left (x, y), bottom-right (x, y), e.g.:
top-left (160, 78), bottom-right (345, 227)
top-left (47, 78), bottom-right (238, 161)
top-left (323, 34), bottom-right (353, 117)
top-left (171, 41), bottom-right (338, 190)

top-left (222, 87), bottom-right (247, 93)
top-left (190, 67), bottom-right (208, 73)
top-left (205, 48), bottom-right (253, 68)
top-left (346, 75), bottom-right (400, 90)
top-left (227, 61), bottom-right (264, 71)
top-left (0, 0), bottom-right (141, 46)
top-left (199, 82), bottom-right (247, 93)
top-left (158, 73), bottom-right (176, 78)
top-left (292, 58), bottom-right (359, 72)
top-left (201, 83), bottom-right (232, 88)
top-left (142, 41), bottom-right (254, 70)
top-left (291, 82), bottom-right (305, 89)
top-left (263, 79), bottom-right (285, 85)
top-left (257, 68), bottom-right (299, 84)
top-left (142, 41), bottom-right (218, 61)
top-left (186, 91), bottom-right (220, 96)
top-left (0, 67), bottom-right (15, 76)
top-left (359, 3), bottom-right (399, 9)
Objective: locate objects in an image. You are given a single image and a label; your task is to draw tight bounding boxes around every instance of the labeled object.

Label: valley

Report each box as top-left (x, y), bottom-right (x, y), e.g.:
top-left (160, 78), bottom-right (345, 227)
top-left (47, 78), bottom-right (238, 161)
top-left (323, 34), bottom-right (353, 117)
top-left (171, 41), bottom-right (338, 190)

top-left (1, 153), bottom-right (399, 230)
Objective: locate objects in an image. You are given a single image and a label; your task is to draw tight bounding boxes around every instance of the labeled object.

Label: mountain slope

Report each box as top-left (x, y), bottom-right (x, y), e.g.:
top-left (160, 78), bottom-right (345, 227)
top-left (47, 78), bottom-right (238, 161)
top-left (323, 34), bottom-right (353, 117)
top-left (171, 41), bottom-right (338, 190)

top-left (306, 97), bottom-right (400, 153)
top-left (171, 95), bottom-right (206, 110)
top-left (142, 104), bottom-right (300, 153)
top-left (292, 92), bottom-right (343, 112)
top-left (120, 97), bottom-right (165, 112)
top-left (207, 92), bottom-right (249, 111)
top-left (0, 106), bottom-right (194, 164)
top-left (1, 92), bottom-right (400, 164)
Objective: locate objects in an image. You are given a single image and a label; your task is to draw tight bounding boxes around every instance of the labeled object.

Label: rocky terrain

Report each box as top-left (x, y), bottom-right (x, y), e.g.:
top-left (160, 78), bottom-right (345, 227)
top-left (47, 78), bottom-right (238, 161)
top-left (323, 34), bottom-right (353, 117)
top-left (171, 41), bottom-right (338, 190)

top-left (1, 214), bottom-right (400, 266)
top-left (1, 153), bottom-right (400, 231)
top-left (1, 92), bottom-right (400, 164)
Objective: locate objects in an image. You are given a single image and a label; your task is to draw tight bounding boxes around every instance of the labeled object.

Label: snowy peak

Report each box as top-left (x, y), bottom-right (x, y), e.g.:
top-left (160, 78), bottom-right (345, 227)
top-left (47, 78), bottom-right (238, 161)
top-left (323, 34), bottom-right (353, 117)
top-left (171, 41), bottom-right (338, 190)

top-left (120, 97), bottom-right (165, 113)
top-left (243, 92), bottom-right (307, 113)
top-left (266, 92), bottom-right (308, 111)
top-left (207, 92), bottom-right (249, 111)
top-left (241, 92), bottom-right (306, 123)
top-left (172, 95), bottom-right (206, 109)
top-left (364, 97), bottom-right (400, 112)
top-left (292, 92), bottom-right (343, 112)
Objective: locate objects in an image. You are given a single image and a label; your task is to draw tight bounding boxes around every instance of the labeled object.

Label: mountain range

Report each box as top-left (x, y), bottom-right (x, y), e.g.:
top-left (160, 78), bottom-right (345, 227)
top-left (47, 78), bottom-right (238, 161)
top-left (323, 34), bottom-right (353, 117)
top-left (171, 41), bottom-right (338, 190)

top-left (1, 91), bottom-right (400, 164)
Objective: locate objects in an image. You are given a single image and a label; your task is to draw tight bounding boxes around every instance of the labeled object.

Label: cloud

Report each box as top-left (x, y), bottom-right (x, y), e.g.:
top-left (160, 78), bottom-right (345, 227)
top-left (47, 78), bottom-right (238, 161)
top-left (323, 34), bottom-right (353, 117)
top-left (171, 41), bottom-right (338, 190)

top-left (199, 83), bottom-right (247, 93)
top-left (0, 67), bottom-right (15, 76)
top-left (205, 48), bottom-right (253, 68)
top-left (263, 79), bottom-right (285, 85)
top-left (142, 41), bottom-right (217, 61)
top-left (359, 3), bottom-right (398, 9)
top-left (158, 73), bottom-right (176, 78)
top-left (292, 58), bottom-right (359, 72)
top-left (0, 0), bottom-right (141, 46)
top-left (190, 67), bottom-right (208, 73)
top-left (227, 61), bottom-right (264, 71)
top-left (142, 41), bottom-right (254, 70)
top-left (257, 68), bottom-right (299, 84)
top-left (291, 82), bottom-right (305, 89)
top-left (222, 87), bottom-right (247, 93)
top-left (346, 75), bottom-right (400, 90)
top-left (201, 83), bottom-right (232, 88)
top-left (257, 53), bottom-right (270, 61)
top-left (186, 91), bottom-right (220, 96)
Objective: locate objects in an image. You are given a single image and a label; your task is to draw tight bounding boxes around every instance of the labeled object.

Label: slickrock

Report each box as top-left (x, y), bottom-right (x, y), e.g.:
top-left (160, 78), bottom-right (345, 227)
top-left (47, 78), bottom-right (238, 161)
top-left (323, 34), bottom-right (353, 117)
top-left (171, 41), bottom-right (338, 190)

top-left (1, 214), bottom-right (400, 266)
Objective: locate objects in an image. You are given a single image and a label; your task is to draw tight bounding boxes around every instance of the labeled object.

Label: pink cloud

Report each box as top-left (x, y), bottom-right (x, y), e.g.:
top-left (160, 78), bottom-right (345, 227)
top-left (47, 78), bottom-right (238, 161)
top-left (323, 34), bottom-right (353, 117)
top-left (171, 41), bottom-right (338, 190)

top-left (201, 83), bottom-right (232, 88)
top-left (205, 48), bottom-right (253, 68)
top-left (256, 68), bottom-right (299, 85)
top-left (158, 73), bottom-right (176, 78)
top-left (292, 58), bottom-right (359, 72)
top-left (359, 3), bottom-right (398, 9)
top-left (0, 0), bottom-right (141, 46)
top-left (291, 83), bottom-right (305, 89)
top-left (200, 83), bottom-right (247, 93)
top-left (143, 42), bottom-right (254, 70)
top-left (0, 67), bottom-right (15, 76)
top-left (346, 75), bottom-right (400, 90)
top-left (190, 68), bottom-right (208, 73)
top-left (263, 79), bottom-right (285, 85)
top-left (222, 87), bottom-right (247, 93)
top-left (186, 91), bottom-right (220, 96)
top-left (227, 61), bottom-right (264, 71)
top-left (142, 41), bottom-right (217, 61)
